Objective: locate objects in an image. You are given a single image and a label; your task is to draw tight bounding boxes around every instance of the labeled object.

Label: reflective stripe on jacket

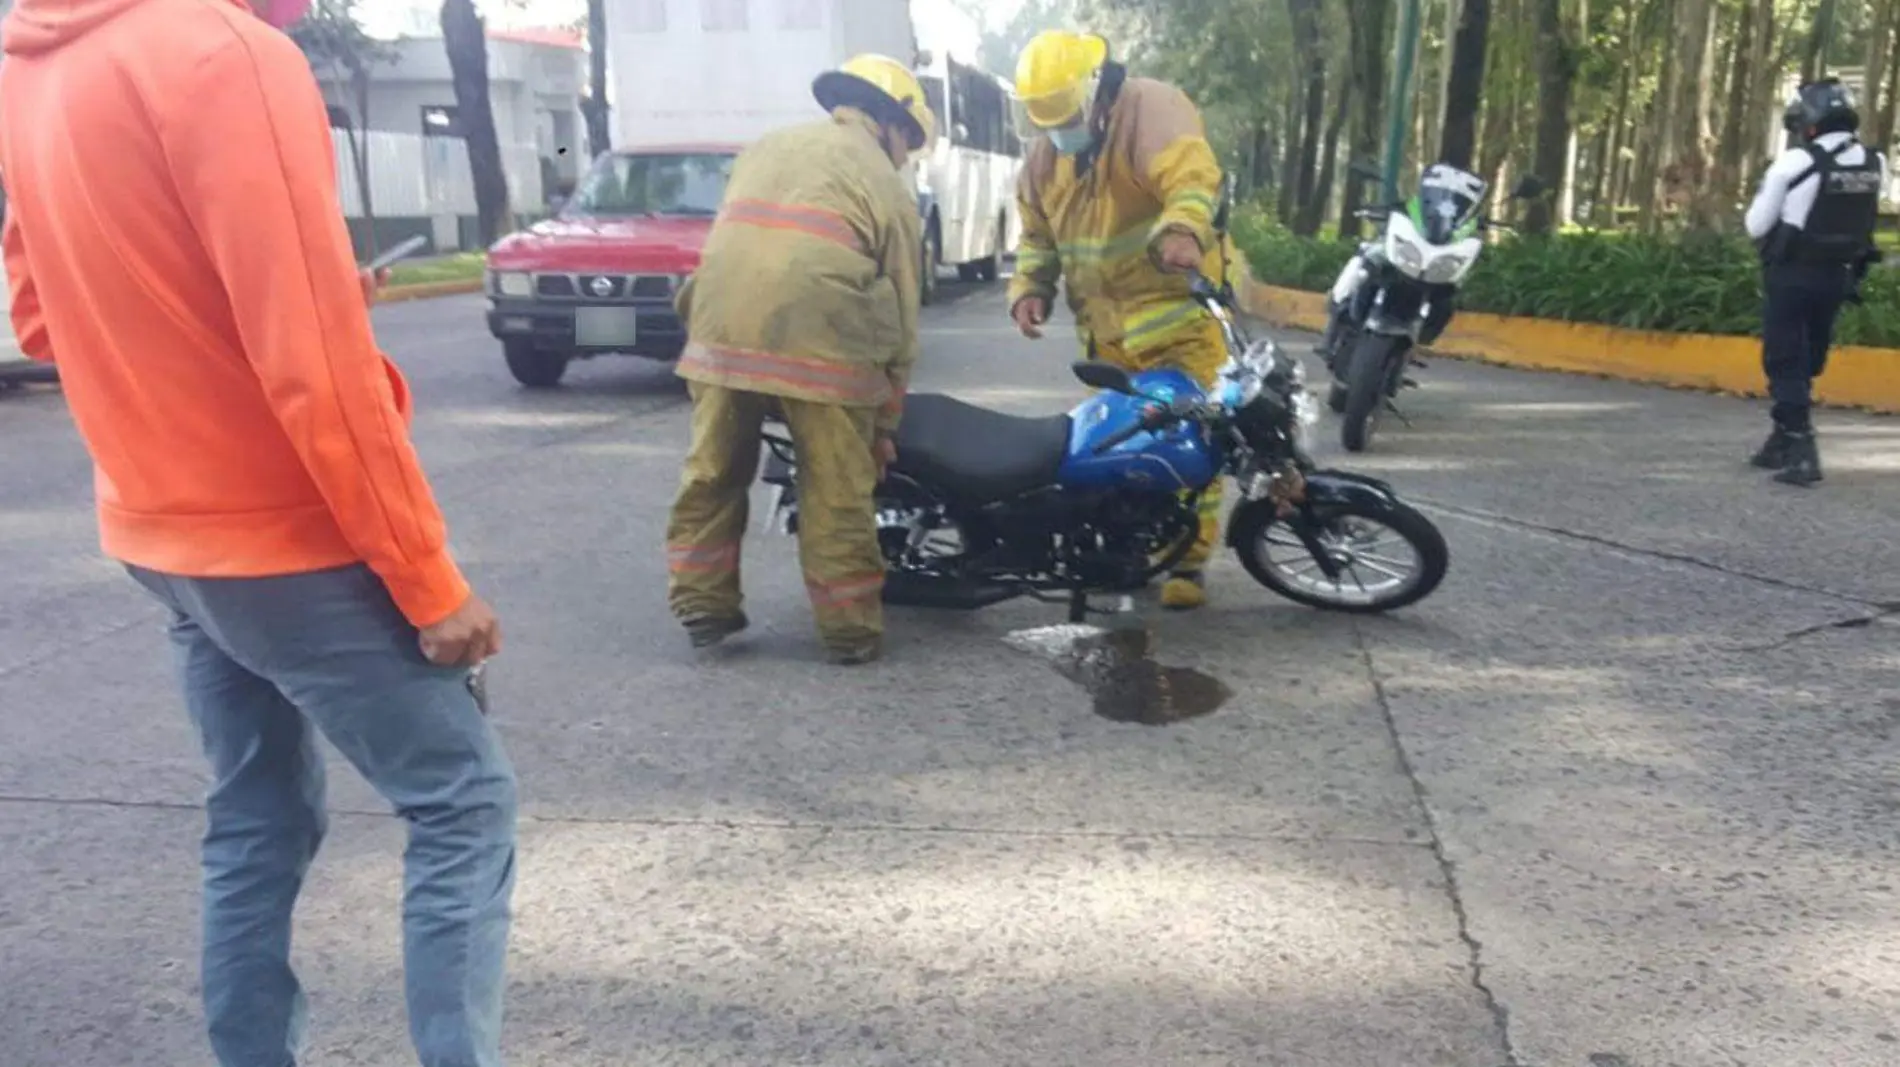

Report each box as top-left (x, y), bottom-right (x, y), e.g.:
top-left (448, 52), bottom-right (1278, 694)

top-left (674, 108), bottom-right (923, 433)
top-left (1006, 77), bottom-right (1226, 362)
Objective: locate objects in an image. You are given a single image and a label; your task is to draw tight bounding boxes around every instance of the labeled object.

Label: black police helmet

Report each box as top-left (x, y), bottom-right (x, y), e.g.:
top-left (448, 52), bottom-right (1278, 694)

top-left (1785, 77), bottom-right (1860, 137)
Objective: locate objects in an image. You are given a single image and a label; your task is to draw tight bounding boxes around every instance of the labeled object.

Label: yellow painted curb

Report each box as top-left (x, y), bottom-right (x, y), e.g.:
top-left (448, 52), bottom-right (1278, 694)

top-left (1237, 275), bottom-right (1900, 416)
top-left (378, 278), bottom-right (485, 304)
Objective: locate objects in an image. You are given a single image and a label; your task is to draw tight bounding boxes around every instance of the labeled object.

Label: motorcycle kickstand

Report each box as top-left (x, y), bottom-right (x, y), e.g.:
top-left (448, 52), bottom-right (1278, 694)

top-left (1383, 399), bottom-right (1414, 427)
top-left (1067, 589), bottom-right (1136, 623)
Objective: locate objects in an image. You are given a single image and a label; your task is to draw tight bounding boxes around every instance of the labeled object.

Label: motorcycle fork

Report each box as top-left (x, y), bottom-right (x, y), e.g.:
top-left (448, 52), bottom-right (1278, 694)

top-left (1376, 336), bottom-right (1419, 427)
top-left (1287, 502), bottom-right (1346, 582)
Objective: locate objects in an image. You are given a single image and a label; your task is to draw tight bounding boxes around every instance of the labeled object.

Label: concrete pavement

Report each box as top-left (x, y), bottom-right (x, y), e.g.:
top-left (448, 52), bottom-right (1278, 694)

top-left (1, 279), bottom-right (1897, 1066)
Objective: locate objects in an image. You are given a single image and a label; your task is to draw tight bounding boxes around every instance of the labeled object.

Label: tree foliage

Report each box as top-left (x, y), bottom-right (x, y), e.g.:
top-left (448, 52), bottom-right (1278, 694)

top-left (1078, 0), bottom-right (1900, 234)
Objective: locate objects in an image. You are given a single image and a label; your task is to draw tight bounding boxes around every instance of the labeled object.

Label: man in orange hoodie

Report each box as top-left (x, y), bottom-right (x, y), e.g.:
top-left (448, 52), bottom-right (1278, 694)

top-left (1, 0), bottom-right (518, 1063)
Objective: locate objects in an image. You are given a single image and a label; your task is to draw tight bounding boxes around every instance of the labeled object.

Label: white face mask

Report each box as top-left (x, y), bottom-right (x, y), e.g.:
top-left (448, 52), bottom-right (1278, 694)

top-left (1048, 125), bottom-right (1096, 155)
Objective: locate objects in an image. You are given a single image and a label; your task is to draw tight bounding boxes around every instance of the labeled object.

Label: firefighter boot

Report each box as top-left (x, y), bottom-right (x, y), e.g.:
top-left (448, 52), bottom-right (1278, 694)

top-left (1161, 571), bottom-right (1208, 610)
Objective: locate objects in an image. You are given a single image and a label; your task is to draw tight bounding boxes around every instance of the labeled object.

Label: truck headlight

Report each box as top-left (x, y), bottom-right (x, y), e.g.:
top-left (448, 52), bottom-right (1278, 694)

top-left (489, 271), bottom-right (533, 298)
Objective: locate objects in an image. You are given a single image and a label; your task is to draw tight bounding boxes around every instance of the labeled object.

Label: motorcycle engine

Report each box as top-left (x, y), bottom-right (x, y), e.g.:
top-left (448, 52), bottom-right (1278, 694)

top-left (1067, 494), bottom-right (1196, 590)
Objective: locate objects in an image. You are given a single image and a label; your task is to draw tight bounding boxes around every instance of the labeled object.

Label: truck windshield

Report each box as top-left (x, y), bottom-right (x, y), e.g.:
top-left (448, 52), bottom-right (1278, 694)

top-left (565, 152), bottom-right (734, 218)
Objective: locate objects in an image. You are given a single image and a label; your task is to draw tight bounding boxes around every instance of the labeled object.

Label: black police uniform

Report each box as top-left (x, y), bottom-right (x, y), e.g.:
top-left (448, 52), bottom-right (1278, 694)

top-left (1745, 84), bottom-right (1884, 485)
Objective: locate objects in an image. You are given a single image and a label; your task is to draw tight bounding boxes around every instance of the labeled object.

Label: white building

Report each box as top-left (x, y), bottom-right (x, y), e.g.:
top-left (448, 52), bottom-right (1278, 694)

top-left (312, 28), bottom-right (589, 195)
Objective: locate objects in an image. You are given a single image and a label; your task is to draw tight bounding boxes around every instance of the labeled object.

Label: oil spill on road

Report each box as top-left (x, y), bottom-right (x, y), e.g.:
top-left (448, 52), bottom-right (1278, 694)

top-left (1003, 623), bottom-right (1233, 725)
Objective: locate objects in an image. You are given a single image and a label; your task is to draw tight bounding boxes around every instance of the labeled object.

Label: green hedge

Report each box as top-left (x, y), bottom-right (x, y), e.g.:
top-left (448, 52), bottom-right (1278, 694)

top-left (1230, 207), bottom-right (1900, 348)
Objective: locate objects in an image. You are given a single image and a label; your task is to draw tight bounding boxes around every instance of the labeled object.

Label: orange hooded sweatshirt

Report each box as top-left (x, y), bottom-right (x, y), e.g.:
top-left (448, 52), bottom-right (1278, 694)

top-left (0, 0), bottom-right (470, 627)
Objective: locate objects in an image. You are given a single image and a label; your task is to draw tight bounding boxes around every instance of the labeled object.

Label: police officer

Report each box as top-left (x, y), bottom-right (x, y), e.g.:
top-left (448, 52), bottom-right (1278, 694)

top-left (1743, 77), bottom-right (1886, 486)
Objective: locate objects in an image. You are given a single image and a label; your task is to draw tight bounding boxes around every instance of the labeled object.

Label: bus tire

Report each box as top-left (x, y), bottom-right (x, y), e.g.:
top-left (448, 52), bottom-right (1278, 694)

top-left (974, 215), bottom-right (1006, 282)
top-left (920, 222), bottom-right (941, 306)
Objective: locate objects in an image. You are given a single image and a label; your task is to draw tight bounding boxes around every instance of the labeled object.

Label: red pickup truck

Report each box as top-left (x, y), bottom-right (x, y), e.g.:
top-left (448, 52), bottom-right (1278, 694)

top-left (483, 143), bottom-right (738, 387)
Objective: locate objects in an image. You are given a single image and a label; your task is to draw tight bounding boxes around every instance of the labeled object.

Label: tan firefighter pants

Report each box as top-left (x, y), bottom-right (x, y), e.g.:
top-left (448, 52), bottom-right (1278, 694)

top-left (1093, 320), bottom-right (1226, 572)
top-left (665, 382), bottom-right (884, 651)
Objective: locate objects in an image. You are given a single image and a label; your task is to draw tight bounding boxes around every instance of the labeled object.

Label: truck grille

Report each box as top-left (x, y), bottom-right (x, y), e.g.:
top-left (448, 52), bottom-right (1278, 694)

top-left (532, 273), bottom-right (676, 301)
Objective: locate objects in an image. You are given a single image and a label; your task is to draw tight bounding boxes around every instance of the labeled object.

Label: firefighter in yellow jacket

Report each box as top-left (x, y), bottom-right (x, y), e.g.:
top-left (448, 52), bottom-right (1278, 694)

top-left (1007, 31), bottom-right (1227, 611)
top-left (666, 54), bottom-right (930, 665)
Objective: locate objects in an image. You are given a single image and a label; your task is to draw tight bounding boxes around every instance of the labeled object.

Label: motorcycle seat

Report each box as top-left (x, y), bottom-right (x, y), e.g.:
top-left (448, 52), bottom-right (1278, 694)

top-left (892, 393), bottom-right (1069, 504)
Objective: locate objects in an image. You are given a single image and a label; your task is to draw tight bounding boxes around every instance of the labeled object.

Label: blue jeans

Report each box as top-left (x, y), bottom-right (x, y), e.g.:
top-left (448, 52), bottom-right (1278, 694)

top-left (127, 564), bottom-right (518, 1067)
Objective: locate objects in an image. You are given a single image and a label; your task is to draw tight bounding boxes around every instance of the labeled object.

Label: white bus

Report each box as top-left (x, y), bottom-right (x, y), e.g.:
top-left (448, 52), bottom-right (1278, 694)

top-left (911, 2), bottom-right (1023, 301)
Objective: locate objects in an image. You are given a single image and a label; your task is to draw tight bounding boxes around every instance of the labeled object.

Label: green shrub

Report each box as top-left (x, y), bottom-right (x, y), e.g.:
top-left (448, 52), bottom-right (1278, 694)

top-left (1231, 206), bottom-right (1900, 348)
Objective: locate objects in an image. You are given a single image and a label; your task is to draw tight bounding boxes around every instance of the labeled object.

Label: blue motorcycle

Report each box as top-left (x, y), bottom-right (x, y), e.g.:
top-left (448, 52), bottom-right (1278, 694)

top-left (760, 275), bottom-right (1448, 622)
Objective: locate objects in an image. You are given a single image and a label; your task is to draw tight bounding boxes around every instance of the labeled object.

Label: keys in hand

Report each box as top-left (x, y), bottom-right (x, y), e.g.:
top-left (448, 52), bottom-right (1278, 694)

top-left (419, 593), bottom-right (502, 668)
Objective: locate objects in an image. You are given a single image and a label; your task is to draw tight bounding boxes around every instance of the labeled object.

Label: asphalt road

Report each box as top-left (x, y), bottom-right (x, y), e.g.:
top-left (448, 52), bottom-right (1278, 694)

top-left (2, 277), bottom-right (1898, 1067)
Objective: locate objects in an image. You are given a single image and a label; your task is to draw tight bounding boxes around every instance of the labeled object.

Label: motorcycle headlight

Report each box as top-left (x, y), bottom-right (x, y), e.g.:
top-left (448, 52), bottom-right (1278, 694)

top-left (1388, 235), bottom-right (1425, 275)
top-left (1422, 251), bottom-right (1472, 284)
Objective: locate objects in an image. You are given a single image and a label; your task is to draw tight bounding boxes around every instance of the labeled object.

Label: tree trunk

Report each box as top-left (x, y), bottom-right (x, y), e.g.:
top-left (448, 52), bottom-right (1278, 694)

top-left (1636, 0), bottom-right (1676, 230)
top-left (1745, 5), bottom-right (1782, 171)
top-left (1277, 66), bottom-right (1304, 223)
top-left (1477, 0), bottom-right (1523, 200)
top-left (1867, 0), bottom-right (1898, 147)
top-left (1557, 0), bottom-right (1589, 224)
top-left (583, 0), bottom-right (611, 156)
top-left (1593, 0), bottom-right (1640, 224)
top-left (1669, 0), bottom-right (1719, 230)
top-left (1714, 0), bottom-right (1759, 209)
top-left (349, 62), bottom-right (378, 257)
top-left (441, 0), bottom-right (513, 247)
top-left (1301, 75), bottom-right (1354, 235)
top-left (1249, 120), bottom-right (1273, 199)
top-left (1882, 35), bottom-right (1900, 148)
top-left (1803, 0), bottom-right (1837, 84)
top-left (1288, 0), bottom-right (1328, 231)
top-left (1522, 0), bottom-right (1573, 233)
top-left (1423, 0), bottom-right (1456, 161)
top-left (1340, 0), bottom-right (1391, 234)
top-left (1439, 0), bottom-right (1490, 169)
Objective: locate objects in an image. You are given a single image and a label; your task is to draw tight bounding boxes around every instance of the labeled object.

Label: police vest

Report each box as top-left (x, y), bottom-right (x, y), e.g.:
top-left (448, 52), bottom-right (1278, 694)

top-left (1786, 139), bottom-right (1881, 267)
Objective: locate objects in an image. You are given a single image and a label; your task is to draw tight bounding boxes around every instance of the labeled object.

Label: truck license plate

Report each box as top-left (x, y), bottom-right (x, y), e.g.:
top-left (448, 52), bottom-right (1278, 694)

top-left (575, 307), bottom-right (639, 348)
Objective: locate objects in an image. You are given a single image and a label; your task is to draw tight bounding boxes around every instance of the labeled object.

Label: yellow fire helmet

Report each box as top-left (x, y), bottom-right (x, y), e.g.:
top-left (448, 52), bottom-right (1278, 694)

top-left (1012, 30), bottom-right (1110, 138)
top-left (812, 53), bottom-right (938, 154)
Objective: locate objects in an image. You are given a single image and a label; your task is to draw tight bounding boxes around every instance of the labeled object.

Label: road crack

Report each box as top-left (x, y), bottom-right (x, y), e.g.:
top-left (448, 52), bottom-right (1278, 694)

top-left (1417, 497), bottom-right (1887, 608)
top-left (1353, 620), bottom-right (1521, 1067)
top-left (1727, 603), bottom-right (1900, 653)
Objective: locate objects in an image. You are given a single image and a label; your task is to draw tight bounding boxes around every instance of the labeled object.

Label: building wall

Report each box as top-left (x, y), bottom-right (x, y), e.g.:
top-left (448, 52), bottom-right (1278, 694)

top-left (315, 37), bottom-right (585, 184)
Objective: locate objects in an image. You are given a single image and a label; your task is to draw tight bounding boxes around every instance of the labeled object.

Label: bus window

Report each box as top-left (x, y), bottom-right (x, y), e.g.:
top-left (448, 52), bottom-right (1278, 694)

top-left (921, 74), bottom-right (947, 139)
top-left (950, 60), bottom-right (1006, 154)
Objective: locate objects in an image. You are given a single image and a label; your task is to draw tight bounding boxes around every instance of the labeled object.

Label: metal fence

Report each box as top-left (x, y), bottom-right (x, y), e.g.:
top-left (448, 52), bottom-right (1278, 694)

top-left (331, 131), bottom-right (545, 219)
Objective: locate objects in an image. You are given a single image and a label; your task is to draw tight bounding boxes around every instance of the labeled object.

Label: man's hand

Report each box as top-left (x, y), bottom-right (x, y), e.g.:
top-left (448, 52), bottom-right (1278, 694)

top-left (419, 593), bottom-right (502, 668)
top-left (873, 435), bottom-right (897, 481)
top-left (359, 267), bottom-right (391, 307)
top-left (1011, 296), bottom-right (1048, 339)
top-left (1155, 231), bottom-right (1203, 273)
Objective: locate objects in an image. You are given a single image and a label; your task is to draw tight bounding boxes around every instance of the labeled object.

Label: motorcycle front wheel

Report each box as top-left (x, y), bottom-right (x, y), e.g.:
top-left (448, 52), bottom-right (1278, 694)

top-left (1231, 497), bottom-right (1448, 613)
top-left (1340, 333), bottom-right (1402, 452)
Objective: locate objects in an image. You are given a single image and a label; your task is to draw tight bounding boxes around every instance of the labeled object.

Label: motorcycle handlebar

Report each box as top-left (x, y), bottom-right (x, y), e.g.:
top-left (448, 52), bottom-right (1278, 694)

top-left (1093, 396), bottom-right (1200, 454)
top-left (1186, 270), bottom-right (1229, 310)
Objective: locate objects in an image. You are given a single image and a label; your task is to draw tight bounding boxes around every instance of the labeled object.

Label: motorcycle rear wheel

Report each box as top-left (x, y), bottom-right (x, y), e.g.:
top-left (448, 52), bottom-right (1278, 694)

top-left (1340, 334), bottom-right (1400, 452)
top-left (1232, 497), bottom-right (1448, 613)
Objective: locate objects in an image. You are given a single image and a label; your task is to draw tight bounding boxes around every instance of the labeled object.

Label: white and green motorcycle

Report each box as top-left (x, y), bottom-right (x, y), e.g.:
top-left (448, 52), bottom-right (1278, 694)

top-left (1319, 161), bottom-right (1543, 451)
